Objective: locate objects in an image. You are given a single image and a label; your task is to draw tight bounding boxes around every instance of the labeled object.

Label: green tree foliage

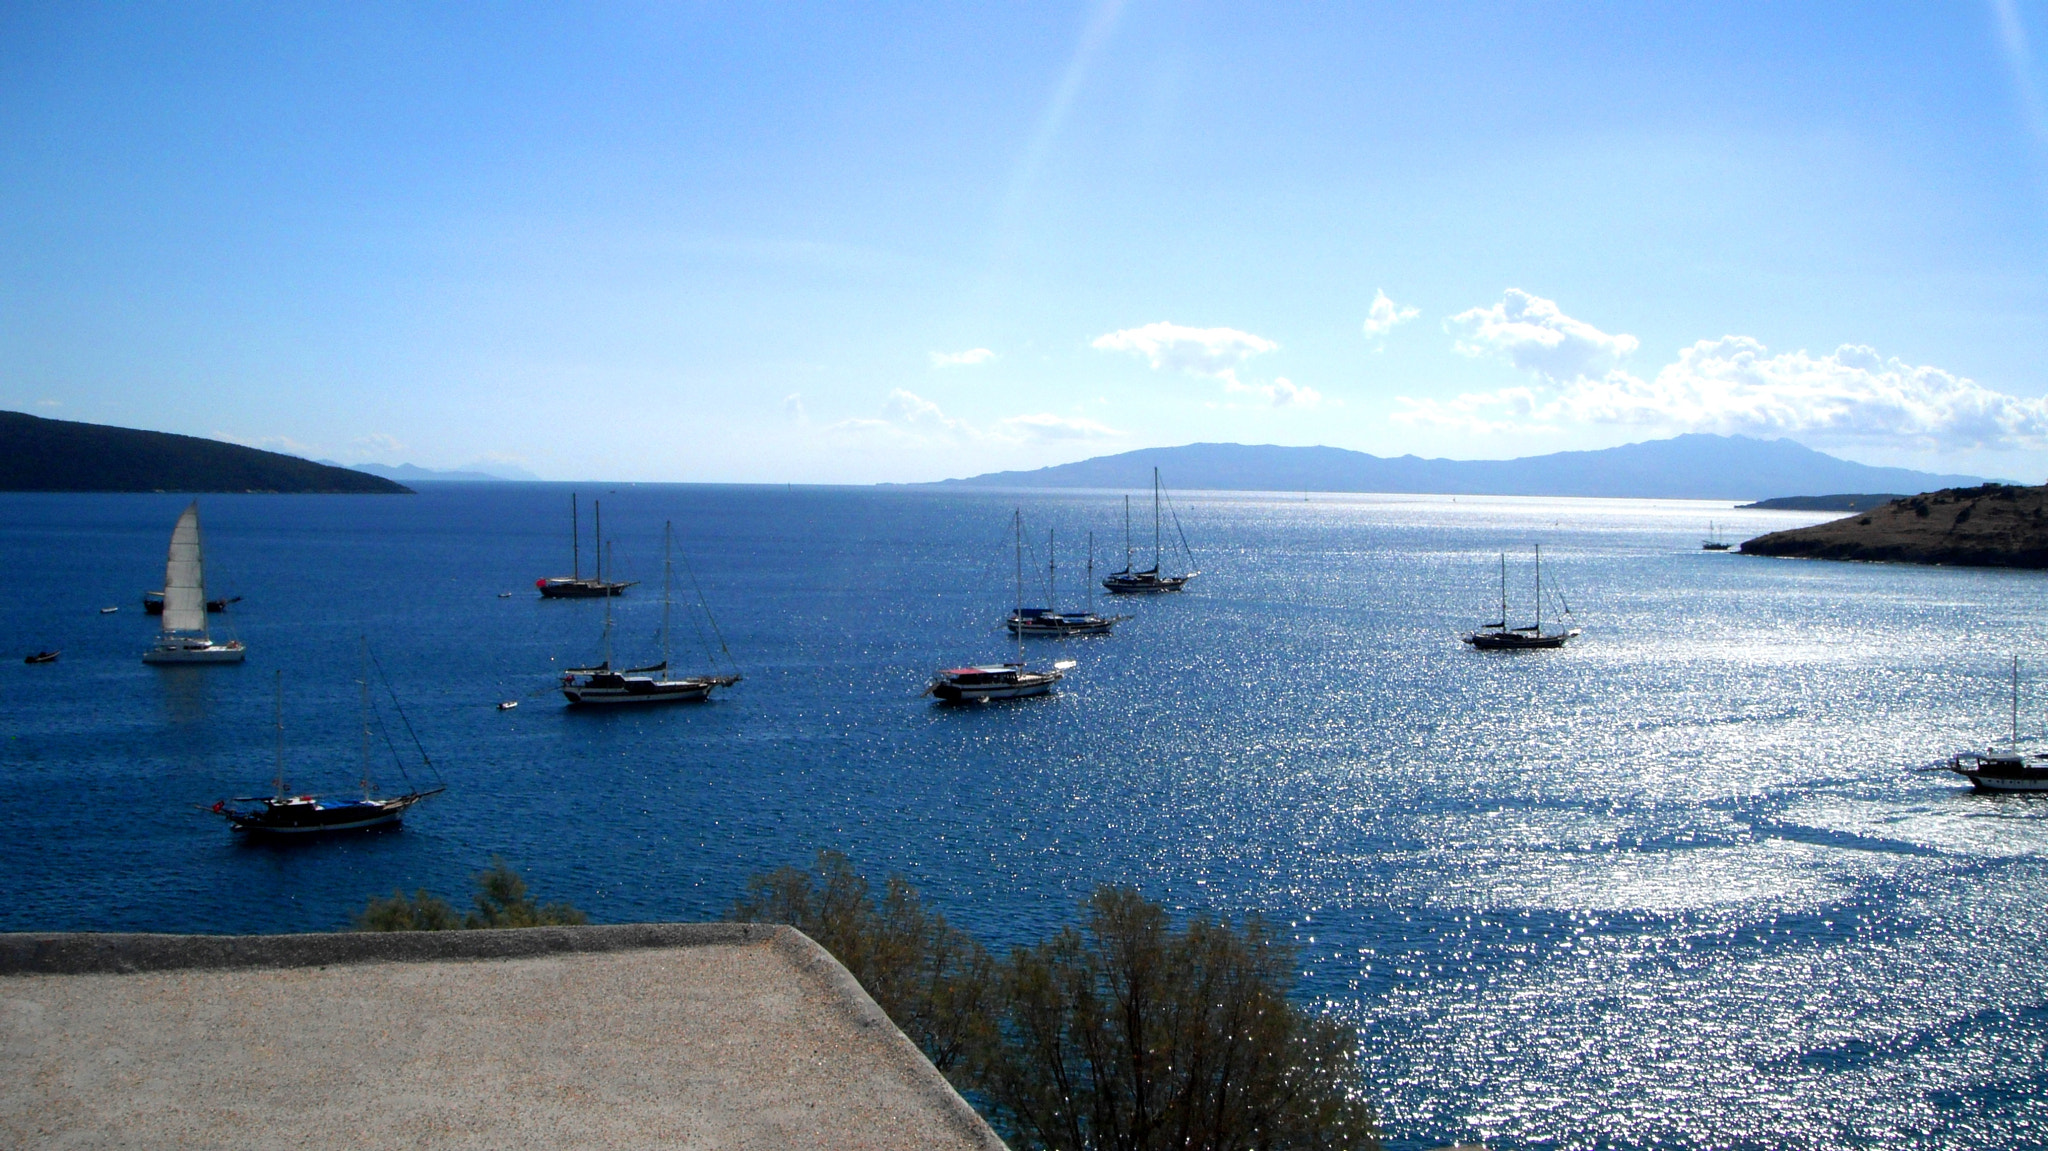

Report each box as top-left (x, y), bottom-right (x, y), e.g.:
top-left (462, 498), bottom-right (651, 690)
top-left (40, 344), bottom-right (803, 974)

top-left (352, 858), bottom-right (587, 931)
top-left (730, 855), bottom-right (1377, 1150)
top-left (729, 850), bottom-right (995, 1073)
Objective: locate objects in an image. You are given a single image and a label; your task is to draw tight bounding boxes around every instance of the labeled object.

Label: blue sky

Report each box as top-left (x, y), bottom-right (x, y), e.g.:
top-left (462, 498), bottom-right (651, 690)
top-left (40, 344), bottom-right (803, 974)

top-left (6, 2), bottom-right (2048, 483)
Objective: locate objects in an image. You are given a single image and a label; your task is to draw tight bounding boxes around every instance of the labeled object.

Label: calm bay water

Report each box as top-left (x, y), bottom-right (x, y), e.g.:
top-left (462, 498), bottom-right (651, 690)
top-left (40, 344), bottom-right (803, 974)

top-left (3, 484), bottom-right (2045, 1149)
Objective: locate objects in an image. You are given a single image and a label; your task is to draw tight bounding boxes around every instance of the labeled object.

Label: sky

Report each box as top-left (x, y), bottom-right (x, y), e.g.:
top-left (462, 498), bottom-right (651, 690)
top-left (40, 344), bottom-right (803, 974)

top-left (7, 2), bottom-right (2048, 483)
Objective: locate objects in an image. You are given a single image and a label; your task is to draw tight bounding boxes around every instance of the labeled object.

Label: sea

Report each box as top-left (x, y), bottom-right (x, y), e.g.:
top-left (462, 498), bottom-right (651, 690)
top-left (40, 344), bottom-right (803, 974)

top-left (3, 484), bottom-right (2045, 1150)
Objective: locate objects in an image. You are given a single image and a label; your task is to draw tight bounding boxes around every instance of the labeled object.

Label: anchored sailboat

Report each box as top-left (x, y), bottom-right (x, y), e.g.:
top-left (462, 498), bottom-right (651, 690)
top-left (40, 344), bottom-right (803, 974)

top-left (537, 493), bottom-right (636, 597)
top-left (1102, 468), bottom-right (1199, 593)
top-left (209, 652), bottom-right (444, 835)
top-left (561, 523), bottom-right (741, 705)
top-left (143, 501), bottom-right (245, 664)
top-left (1942, 655), bottom-right (2048, 793)
top-left (931, 510), bottom-right (1074, 701)
top-left (1009, 527), bottom-right (1128, 636)
top-left (1701, 521), bottom-right (1732, 551)
top-left (1463, 545), bottom-right (1581, 650)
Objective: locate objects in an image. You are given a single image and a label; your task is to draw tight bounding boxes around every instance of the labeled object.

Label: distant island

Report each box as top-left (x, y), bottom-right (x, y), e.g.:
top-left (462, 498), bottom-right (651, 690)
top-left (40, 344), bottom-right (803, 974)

top-left (931, 435), bottom-right (1982, 501)
top-left (1738, 494), bottom-right (1905, 512)
top-left (318, 460), bottom-right (541, 483)
top-left (1741, 484), bottom-right (2048, 568)
top-left (0, 411), bottom-right (410, 494)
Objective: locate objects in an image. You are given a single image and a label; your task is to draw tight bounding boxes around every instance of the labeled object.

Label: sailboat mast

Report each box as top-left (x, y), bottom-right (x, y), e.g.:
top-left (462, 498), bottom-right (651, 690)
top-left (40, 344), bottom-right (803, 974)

top-left (1123, 495), bottom-right (1133, 572)
top-left (1014, 510), bottom-right (1025, 662)
top-left (594, 500), bottom-right (603, 584)
top-left (1534, 544), bottom-right (1542, 633)
top-left (273, 669), bottom-right (285, 798)
top-left (1087, 532), bottom-right (1095, 613)
top-left (359, 638), bottom-right (372, 796)
top-left (1152, 467), bottom-right (1162, 570)
top-left (603, 541), bottom-right (615, 667)
top-left (571, 493), bottom-right (580, 580)
top-left (1498, 553), bottom-right (1507, 627)
top-left (663, 522), bottom-right (674, 671)
top-left (2014, 654), bottom-right (2021, 749)
top-left (1049, 528), bottom-right (1057, 611)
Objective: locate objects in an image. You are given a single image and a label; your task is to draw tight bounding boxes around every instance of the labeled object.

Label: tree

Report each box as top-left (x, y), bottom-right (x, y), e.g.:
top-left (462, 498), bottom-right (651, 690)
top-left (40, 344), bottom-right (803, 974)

top-left (730, 856), bottom-right (1377, 1150)
top-left (352, 858), bottom-right (586, 931)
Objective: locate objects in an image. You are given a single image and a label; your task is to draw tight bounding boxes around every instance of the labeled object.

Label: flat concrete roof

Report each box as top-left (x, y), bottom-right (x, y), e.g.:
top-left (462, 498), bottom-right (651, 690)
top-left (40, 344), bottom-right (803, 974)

top-left (1, 923), bottom-right (1006, 1150)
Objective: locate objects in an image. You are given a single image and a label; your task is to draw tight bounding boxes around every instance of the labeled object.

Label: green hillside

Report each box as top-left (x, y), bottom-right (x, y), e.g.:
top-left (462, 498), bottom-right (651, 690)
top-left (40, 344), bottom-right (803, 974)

top-left (0, 411), bottom-right (410, 493)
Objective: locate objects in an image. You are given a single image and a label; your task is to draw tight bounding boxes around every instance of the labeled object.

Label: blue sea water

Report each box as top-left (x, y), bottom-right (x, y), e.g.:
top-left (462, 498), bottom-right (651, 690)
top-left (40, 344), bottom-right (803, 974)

top-left (3, 484), bottom-right (2046, 1150)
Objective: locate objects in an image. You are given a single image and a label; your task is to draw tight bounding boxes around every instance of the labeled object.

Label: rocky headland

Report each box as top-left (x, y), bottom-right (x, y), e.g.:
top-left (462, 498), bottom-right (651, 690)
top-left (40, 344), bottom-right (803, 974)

top-left (1740, 484), bottom-right (2048, 568)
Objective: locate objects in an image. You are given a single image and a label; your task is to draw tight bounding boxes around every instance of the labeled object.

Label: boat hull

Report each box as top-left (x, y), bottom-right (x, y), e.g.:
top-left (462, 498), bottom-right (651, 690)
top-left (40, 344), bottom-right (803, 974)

top-left (929, 667), bottom-right (1064, 702)
top-left (562, 672), bottom-right (737, 705)
top-left (144, 640), bottom-right (246, 664)
top-left (218, 791), bottom-right (437, 835)
top-left (1955, 767), bottom-right (2048, 792)
top-left (1007, 613), bottom-right (1121, 636)
top-left (537, 578), bottom-right (634, 598)
top-left (1101, 572), bottom-right (1192, 594)
top-left (1463, 629), bottom-right (1578, 650)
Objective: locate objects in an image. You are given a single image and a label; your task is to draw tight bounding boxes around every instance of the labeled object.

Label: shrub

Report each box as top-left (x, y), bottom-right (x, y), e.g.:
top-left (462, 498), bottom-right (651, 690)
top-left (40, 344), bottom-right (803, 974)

top-left (353, 857), bottom-right (587, 931)
top-left (731, 855), bottom-right (1378, 1150)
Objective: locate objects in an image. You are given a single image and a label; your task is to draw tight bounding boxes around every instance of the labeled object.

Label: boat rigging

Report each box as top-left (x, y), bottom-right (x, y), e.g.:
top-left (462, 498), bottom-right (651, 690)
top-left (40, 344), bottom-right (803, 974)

top-left (537, 493), bottom-right (637, 598)
top-left (560, 522), bottom-right (741, 705)
top-left (1463, 545), bottom-right (1581, 650)
top-left (1103, 468), bottom-right (1199, 593)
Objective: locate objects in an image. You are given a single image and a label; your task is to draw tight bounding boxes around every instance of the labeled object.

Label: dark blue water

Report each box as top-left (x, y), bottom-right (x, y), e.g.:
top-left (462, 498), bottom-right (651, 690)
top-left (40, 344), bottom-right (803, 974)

top-left (4, 485), bottom-right (2046, 1149)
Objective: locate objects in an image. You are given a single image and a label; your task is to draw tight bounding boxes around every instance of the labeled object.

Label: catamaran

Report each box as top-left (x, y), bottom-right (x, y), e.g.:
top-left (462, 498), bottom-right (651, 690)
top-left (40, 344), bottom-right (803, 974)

top-left (143, 501), bottom-right (246, 664)
top-left (209, 656), bottom-right (444, 835)
top-left (561, 523), bottom-right (741, 705)
top-left (932, 510), bottom-right (1075, 701)
top-left (538, 493), bottom-right (636, 598)
top-left (1942, 656), bottom-right (2048, 793)
top-left (1009, 528), bottom-right (1127, 636)
top-left (1102, 468), bottom-right (1199, 593)
top-left (1463, 545), bottom-right (1581, 650)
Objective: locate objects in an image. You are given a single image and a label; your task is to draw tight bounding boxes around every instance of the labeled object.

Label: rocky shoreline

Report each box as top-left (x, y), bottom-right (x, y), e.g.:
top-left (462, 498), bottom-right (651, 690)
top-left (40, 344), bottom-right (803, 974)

top-left (1740, 483), bottom-right (2048, 568)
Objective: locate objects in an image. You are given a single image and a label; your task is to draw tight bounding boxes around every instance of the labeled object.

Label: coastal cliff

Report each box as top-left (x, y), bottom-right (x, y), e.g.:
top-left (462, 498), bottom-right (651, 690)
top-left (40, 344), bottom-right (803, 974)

top-left (1741, 484), bottom-right (2048, 568)
top-left (0, 410), bottom-right (409, 494)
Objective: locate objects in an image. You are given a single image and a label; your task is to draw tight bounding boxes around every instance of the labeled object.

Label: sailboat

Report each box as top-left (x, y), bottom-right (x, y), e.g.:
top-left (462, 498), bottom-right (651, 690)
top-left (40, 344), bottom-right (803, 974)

top-left (1102, 468), bottom-right (1200, 593)
top-left (142, 501), bottom-right (246, 664)
top-left (561, 523), bottom-right (741, 705)
top-left (209, 657), bottom-right (444, 835)
top-left (537, 493), bottom-right (636, 597)
top-left (1701, 521), bottom-right (1732, 551)
top-left (931, 510), bottom-right (1076, 701)
top-left (1463, 545), bottom-right (1581, 650)
top-left (1009, 528), bottom-right (1128, 636)
top-left (1943, 656), bottom-right (2048, 793)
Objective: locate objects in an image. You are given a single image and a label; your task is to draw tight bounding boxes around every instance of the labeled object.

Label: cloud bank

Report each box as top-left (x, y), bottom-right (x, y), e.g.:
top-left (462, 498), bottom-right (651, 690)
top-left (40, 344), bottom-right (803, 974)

top-left (1361, 290), bottom-right (1420, 342)
top-left (833, 389), bottom-right (1121, 444)
top-left (1093, 320), bottom-right (1316, 406)
top-left (1399, 290), bottom-right (2048, 450)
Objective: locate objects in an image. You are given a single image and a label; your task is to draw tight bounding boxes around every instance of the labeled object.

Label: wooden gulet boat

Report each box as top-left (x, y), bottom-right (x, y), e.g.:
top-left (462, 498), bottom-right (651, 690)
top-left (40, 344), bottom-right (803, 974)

top-left (561, 523), bottom-right (741, 705)
top-left (537, 493), bottom-right (636, 598)
top-left (1944, 656), bottom-right (2048, 793)
top-left (1102, 468), bottom-right (1200, 593)
top-left (209, 657), bottom-right (443, 835)
top-left (931, 510), bottom-right (1074, 702)
top-left (1463, 546), bottom-right (1580, 650)
top-left (1009, 528), bottom-right (1128, 636)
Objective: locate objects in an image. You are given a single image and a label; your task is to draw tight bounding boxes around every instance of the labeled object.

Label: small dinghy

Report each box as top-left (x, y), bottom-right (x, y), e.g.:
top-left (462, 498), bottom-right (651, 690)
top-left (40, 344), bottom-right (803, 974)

top-left (498, 700), bottom-right (519, 711)
top-left (99, 606), bottom-right (118, 614)
top-left (24, 650), bottom-right (59, 664)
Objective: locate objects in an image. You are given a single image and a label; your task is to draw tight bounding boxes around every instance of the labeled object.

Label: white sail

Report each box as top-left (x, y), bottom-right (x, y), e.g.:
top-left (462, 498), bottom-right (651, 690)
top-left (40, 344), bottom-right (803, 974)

top-left (161, 502), bottom-right (208, 635)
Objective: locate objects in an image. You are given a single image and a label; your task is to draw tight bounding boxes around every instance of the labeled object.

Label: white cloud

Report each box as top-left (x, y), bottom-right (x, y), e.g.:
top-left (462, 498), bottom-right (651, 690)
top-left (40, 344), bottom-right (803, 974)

top-left (929, 347), bottom-right (996, 367)
top-left (1396, 332), bottom-right (2048, 450)
top-left (1445, 288), bottom-right (1639, 379)
top-left (352, 432), bottom-right (405, 457)
top-left (214, 431), bottom-right (321, 457)
top-left (999, 412), bottom-right (1123, 441)
top-left (1225, 376), bottom-right (1324, 408)
top-left (831, 389), bottom-right (1122, 444)
top-left (1361, 290), bottom-right (1420, 343)
top-left (34, 398), bottom-right (61, 409)
top-left (1092, 321), bottom-right (1278, 380)
top-left (782, 392), bottom-right (807, 423)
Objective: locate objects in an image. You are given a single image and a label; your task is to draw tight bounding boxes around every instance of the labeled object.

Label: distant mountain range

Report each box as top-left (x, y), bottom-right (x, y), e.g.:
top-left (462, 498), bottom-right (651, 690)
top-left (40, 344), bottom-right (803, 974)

top-left (933, 435), bottom-right (1985, 501)
top-left (1, 411), bottom-right (409, 494)
top-left (321, 461), bottom-right (541, 483)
